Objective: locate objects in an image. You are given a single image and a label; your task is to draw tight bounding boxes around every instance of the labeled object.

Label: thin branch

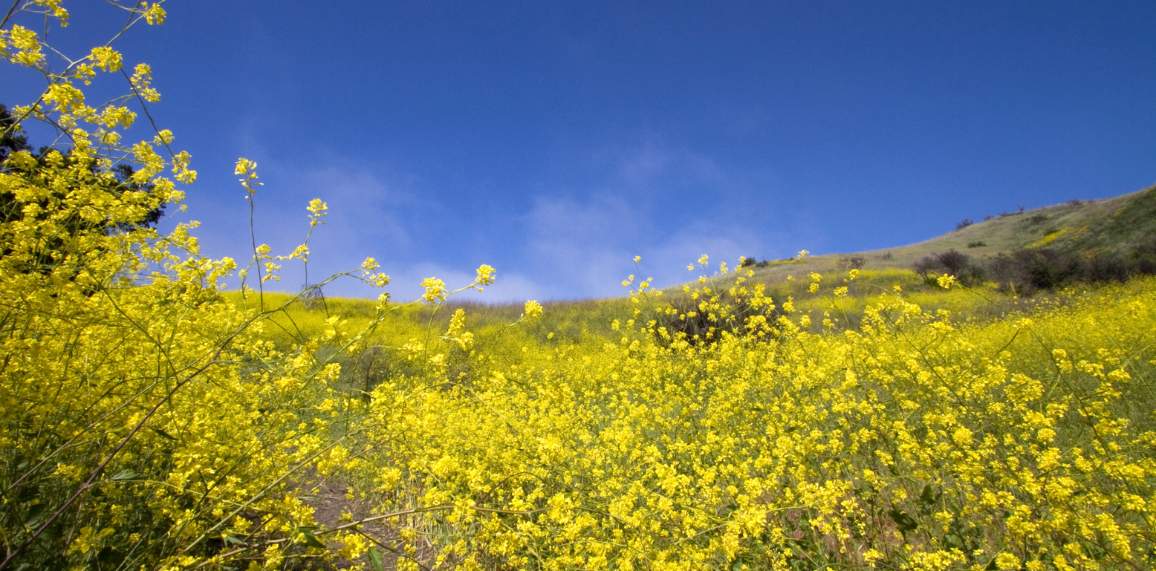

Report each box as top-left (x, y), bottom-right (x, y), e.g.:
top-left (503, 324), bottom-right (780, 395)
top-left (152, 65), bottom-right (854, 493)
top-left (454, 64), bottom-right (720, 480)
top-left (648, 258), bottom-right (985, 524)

top-left (0, 0), bottom-right (22, 30)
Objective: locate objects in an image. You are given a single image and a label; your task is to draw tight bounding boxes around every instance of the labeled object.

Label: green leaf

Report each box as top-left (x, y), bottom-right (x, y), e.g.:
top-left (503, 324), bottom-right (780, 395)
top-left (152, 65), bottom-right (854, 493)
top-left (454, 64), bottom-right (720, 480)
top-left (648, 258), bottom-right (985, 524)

top-left (298, 530), bottom-right (326, 549)
top-left (110, 468), bottom-right (140, 481)
top-left (151, 427), bottom-right (178, 440)
top-left (919, 483), bottom-right (941, 507)
top-left (368, 548), bottom-right (386, 571)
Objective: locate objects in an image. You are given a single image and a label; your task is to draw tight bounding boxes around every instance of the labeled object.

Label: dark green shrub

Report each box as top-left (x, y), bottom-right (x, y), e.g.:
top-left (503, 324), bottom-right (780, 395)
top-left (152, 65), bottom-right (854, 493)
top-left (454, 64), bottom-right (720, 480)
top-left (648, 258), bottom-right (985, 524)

top-left (914, 250), bottom-right (985, 285)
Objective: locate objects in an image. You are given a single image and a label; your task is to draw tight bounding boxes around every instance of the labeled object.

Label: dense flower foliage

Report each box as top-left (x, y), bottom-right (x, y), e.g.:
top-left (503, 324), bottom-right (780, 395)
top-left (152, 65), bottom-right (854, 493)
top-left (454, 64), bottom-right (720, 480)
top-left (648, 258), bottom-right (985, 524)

top-left (348, 276), bottom-right (1155, 570)
top-left (1, 4), bottom-right (1153, 570)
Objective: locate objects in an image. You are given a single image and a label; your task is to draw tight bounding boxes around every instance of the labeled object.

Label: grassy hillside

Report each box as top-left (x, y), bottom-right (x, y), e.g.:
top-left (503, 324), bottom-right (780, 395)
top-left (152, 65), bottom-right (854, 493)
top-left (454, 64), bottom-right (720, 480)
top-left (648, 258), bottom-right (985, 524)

top-left (741, 184), bottom-right (1156, 285)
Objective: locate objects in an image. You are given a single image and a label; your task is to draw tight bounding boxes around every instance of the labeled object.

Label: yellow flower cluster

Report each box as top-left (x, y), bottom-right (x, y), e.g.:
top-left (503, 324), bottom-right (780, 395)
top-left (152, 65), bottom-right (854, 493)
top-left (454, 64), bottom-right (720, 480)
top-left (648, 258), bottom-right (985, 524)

top-left (421, 277), bottom-right (447, 303)
top-left (522, 299), bottom-right (544, 320)
top-left (475, 263), bottom-right (496, 289)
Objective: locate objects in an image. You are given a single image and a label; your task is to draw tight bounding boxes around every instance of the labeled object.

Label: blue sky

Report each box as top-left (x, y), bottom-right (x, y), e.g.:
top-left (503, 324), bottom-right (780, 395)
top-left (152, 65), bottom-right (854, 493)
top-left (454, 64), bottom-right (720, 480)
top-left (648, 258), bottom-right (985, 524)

top-left (5, 1), bottom-right (1155, 300)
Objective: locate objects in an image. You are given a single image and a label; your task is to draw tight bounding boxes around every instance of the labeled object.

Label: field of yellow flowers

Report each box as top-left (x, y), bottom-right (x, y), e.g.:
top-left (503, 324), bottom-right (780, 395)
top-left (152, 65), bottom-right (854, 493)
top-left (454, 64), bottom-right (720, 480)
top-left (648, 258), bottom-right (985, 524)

top-left (1, 4), bottom-right (1153, 570)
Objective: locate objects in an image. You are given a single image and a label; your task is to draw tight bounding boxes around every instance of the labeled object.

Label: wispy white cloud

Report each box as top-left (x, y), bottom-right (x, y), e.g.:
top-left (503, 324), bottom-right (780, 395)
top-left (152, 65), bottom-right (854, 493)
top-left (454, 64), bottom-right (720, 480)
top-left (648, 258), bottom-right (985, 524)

top-left (594, 136), bottom-right (726, 191)
top-left (190, 134), bottom-right (812, 302)
top-left (381, 262), bottom-right (544, 304)
top-left (301, 164), bottom-right (413, 252)
top-left (517, 137), bottom-right (807, 298)
top-left (616, 141), bottom-right (673, 187)
top-left (522, 193), bottom-right (773, 297)
top-left (190, 153), bottom-right (551, 301)
top-left (188, 156), bottom-right (419, 293)
top-left (523, 193), bottom-right (639, 297)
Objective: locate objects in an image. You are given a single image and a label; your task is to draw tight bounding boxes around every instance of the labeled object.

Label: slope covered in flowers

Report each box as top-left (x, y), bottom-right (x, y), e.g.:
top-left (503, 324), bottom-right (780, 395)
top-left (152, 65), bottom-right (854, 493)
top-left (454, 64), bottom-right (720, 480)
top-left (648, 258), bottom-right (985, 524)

top-left (343, 276), bottom-right (1156, 570)
top-left (1, 4), bottom-right (1153, 570)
